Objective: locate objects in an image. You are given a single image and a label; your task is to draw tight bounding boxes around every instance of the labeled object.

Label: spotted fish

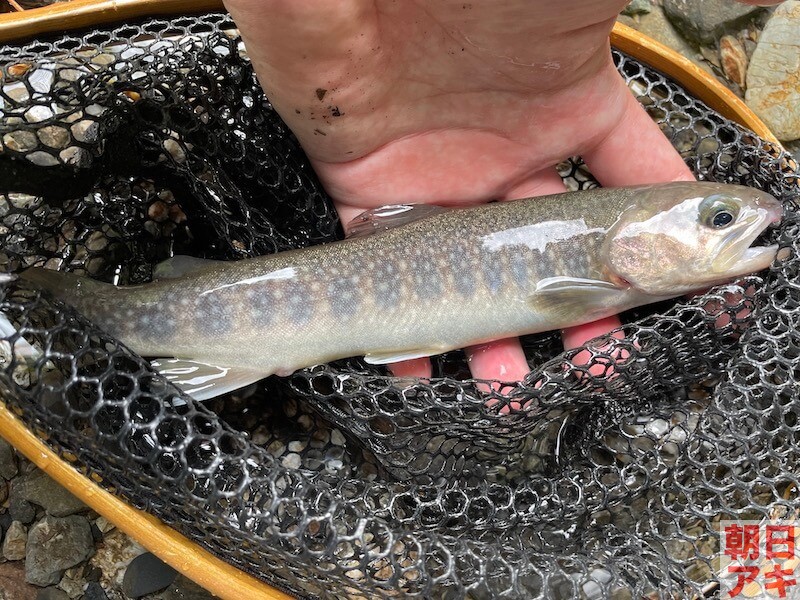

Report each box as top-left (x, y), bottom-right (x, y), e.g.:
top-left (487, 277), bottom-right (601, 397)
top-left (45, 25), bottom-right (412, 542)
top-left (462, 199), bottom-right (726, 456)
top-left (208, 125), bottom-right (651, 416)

top-left (16, 182), bottom-right (782, 399)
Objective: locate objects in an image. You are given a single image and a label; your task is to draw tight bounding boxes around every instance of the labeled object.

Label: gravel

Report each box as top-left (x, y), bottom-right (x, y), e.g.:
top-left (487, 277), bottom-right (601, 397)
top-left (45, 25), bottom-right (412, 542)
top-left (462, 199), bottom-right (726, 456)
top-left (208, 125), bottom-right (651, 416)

top-left (0, 443), bottom-right (216, 599)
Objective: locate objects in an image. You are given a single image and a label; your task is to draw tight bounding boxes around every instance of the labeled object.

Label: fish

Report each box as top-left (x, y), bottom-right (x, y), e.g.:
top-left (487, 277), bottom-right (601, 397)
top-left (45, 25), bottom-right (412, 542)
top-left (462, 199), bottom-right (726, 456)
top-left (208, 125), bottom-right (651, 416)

top-left (11, 181), bottom-right (782, 400)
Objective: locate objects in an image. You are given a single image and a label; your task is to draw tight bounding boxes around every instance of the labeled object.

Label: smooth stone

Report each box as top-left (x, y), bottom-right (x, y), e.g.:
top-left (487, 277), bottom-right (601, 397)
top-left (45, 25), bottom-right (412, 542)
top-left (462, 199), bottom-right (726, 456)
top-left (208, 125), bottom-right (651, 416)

top-left (0, 561), bottom-right (38, 600)
top-left (746, 1), bottom-right (800, 142)
top-left (25, 516), bottom-right (94, 587)
top-left (36, 589), bottom-right (69, 600)
top-left (1, 130), bottom-right (38, 153)
top-left (663, 0), bottom-right (763, 45)
top-left (720, 34), bottom-right (748, 90)
top-left (0, 439), bottom-right (18, 480)
top-left (15, 471), bottom-right (86, 518)
top-left (36, 126), bottom-right (70, 149)
top-left (80, 583), bottom-right (108, 600)
top-left (121, 553), bottom-right (178, 598)
top-left (3, 521), bottom-right (27, 561)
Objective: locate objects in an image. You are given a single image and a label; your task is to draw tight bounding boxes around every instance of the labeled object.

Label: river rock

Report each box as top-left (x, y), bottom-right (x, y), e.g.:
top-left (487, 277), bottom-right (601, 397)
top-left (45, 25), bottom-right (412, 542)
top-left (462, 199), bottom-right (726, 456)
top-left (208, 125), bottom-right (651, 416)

top-left (0, 561), bottom-right (37, 600)
top-left (80, 583), bottom-right (108, 600)
top-left (25, 516), bottom-right (94, 587)
top-left (36, 589), bottom-right (69, 600)
top-left (14, 471), bottom-right (86, 518)
top-left (746, 1), bottom-right (800, 142)
top-left (121, 553), bottom-right (177, 598)
top-left (88, 529), bottom-right (145, 591)
top-left (720, 34), bottom-right (748, 90)
top-left (663, 0), bottom-right (764, 45)
top-left (58, 564), bottom-right (91, 598)
top-left (0, 439), bottom-right (18, 480)
top-left (3, 521), bottom-right (27, 561)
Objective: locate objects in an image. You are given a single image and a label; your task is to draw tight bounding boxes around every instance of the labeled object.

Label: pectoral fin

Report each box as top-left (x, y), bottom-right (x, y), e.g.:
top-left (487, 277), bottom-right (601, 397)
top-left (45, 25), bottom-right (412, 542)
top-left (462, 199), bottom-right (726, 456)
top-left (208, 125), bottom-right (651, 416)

top-left (528, 277), bottom-right (628, 323)
top-left (150, 358), bottom-right (268, 401)
top-left (364, 347), bottom-right (447, 365)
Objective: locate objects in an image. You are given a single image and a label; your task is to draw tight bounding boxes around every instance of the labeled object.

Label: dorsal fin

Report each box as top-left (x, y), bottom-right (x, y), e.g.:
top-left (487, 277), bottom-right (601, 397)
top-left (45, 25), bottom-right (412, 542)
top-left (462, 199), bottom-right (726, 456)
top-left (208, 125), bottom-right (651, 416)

top-left (153, 255), bottom-right (224, 280)
top-left (346, 204), bottom-right (449, 238)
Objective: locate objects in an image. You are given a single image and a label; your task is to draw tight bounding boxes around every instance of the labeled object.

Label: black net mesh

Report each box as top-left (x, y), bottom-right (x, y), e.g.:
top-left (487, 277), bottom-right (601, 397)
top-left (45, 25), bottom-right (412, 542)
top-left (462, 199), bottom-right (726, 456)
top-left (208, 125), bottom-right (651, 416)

top-left (0, 11), bottom-right (798, 599)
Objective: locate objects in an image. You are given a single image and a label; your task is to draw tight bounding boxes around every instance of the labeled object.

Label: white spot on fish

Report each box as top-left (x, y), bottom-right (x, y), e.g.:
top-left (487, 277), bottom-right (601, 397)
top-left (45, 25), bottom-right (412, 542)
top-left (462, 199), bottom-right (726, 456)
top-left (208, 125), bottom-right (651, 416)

top-left (328, 277), bottom-right (360, 317)
top-left (247, 286), bottom-right (275, 327)
top-left (285, 281), bottom-right (313, 324)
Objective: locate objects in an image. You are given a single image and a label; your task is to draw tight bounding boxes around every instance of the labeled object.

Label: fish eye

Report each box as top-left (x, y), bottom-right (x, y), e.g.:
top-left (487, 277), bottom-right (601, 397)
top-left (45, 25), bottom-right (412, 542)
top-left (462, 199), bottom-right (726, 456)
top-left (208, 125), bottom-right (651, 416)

top-left (699, 194), bottom-right (740, 230)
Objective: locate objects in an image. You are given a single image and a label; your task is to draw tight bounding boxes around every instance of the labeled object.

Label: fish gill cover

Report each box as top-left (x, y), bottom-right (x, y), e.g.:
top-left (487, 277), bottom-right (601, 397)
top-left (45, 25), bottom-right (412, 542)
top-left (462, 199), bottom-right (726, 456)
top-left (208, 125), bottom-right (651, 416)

top-left (0, 10), bottom-right (797, 599)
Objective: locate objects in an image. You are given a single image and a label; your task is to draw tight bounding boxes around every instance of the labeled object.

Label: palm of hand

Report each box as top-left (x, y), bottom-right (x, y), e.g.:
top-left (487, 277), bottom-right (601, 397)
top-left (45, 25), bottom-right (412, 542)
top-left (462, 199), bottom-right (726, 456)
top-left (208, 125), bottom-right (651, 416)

top-left (227, 0), bottom-right (651, 219)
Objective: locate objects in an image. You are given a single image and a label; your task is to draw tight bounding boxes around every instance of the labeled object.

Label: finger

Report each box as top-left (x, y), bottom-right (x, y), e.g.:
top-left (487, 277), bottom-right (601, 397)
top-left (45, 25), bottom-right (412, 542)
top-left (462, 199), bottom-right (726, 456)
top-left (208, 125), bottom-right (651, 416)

top-left (562, 316), bottom-right (624, 349)
top-left (582, 75), bottom-right (696, 186)
top-left (562, 316), bottom-right (626, 378)
top-left (467, 337), bottom-right (532, 389)
top-left (387, 357), bottom-right (433, 379)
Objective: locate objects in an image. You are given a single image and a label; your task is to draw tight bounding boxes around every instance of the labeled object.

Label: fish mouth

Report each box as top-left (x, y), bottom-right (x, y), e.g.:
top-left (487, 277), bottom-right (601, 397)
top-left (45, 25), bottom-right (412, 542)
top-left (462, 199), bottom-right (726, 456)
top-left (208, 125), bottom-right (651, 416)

top-left (711, 204), bottom-right (782, 277)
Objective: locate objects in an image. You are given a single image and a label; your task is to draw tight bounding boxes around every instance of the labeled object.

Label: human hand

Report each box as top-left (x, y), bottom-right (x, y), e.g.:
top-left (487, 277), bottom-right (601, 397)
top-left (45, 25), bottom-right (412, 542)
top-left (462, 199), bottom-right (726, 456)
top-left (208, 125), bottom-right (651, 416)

top-left (223, 0), bottom-right (776, 385)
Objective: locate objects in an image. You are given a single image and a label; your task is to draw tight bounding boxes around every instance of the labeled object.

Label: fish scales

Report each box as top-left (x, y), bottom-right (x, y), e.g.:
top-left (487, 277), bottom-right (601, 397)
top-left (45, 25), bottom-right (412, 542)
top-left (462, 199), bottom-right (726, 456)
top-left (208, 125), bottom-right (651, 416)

top-left (17, 182), bottom-right (782, 384)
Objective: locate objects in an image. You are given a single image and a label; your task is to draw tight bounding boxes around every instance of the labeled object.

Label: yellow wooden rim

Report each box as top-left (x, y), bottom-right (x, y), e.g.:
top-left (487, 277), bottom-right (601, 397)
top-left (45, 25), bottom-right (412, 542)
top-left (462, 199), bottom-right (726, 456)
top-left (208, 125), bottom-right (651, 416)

top-left (0, 5), bottom-right (782, 600)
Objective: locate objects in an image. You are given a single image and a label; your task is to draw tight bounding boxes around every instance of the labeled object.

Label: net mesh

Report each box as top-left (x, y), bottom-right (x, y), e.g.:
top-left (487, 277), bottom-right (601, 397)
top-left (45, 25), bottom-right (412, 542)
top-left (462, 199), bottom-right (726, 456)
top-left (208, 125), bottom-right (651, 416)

top-left (0, 11), bottom-right (798, 599)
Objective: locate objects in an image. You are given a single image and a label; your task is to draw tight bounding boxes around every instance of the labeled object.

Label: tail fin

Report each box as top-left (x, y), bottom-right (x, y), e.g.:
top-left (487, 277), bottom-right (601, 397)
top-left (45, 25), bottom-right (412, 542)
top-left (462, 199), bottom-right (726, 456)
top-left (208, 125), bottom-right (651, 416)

top-left (19, 267), bottom-right (112, 307)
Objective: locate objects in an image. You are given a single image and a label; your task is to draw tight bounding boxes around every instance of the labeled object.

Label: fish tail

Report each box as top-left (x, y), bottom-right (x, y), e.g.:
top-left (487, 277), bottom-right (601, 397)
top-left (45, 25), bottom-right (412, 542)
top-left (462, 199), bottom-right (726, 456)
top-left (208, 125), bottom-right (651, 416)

top-left (19, 267), bottom-right (114, 309)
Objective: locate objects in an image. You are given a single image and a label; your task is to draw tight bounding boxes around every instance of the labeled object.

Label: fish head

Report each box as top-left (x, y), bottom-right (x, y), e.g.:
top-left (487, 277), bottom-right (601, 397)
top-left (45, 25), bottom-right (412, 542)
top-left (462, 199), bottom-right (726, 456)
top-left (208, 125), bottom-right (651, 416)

top-left (604, 182), bottom-right (782, 296)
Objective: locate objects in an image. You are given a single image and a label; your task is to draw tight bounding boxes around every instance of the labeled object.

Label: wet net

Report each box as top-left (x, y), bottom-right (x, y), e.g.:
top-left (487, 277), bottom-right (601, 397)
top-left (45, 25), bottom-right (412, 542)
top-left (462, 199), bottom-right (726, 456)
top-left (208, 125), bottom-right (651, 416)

top-left (0, 10), bottom-right (797, 599)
